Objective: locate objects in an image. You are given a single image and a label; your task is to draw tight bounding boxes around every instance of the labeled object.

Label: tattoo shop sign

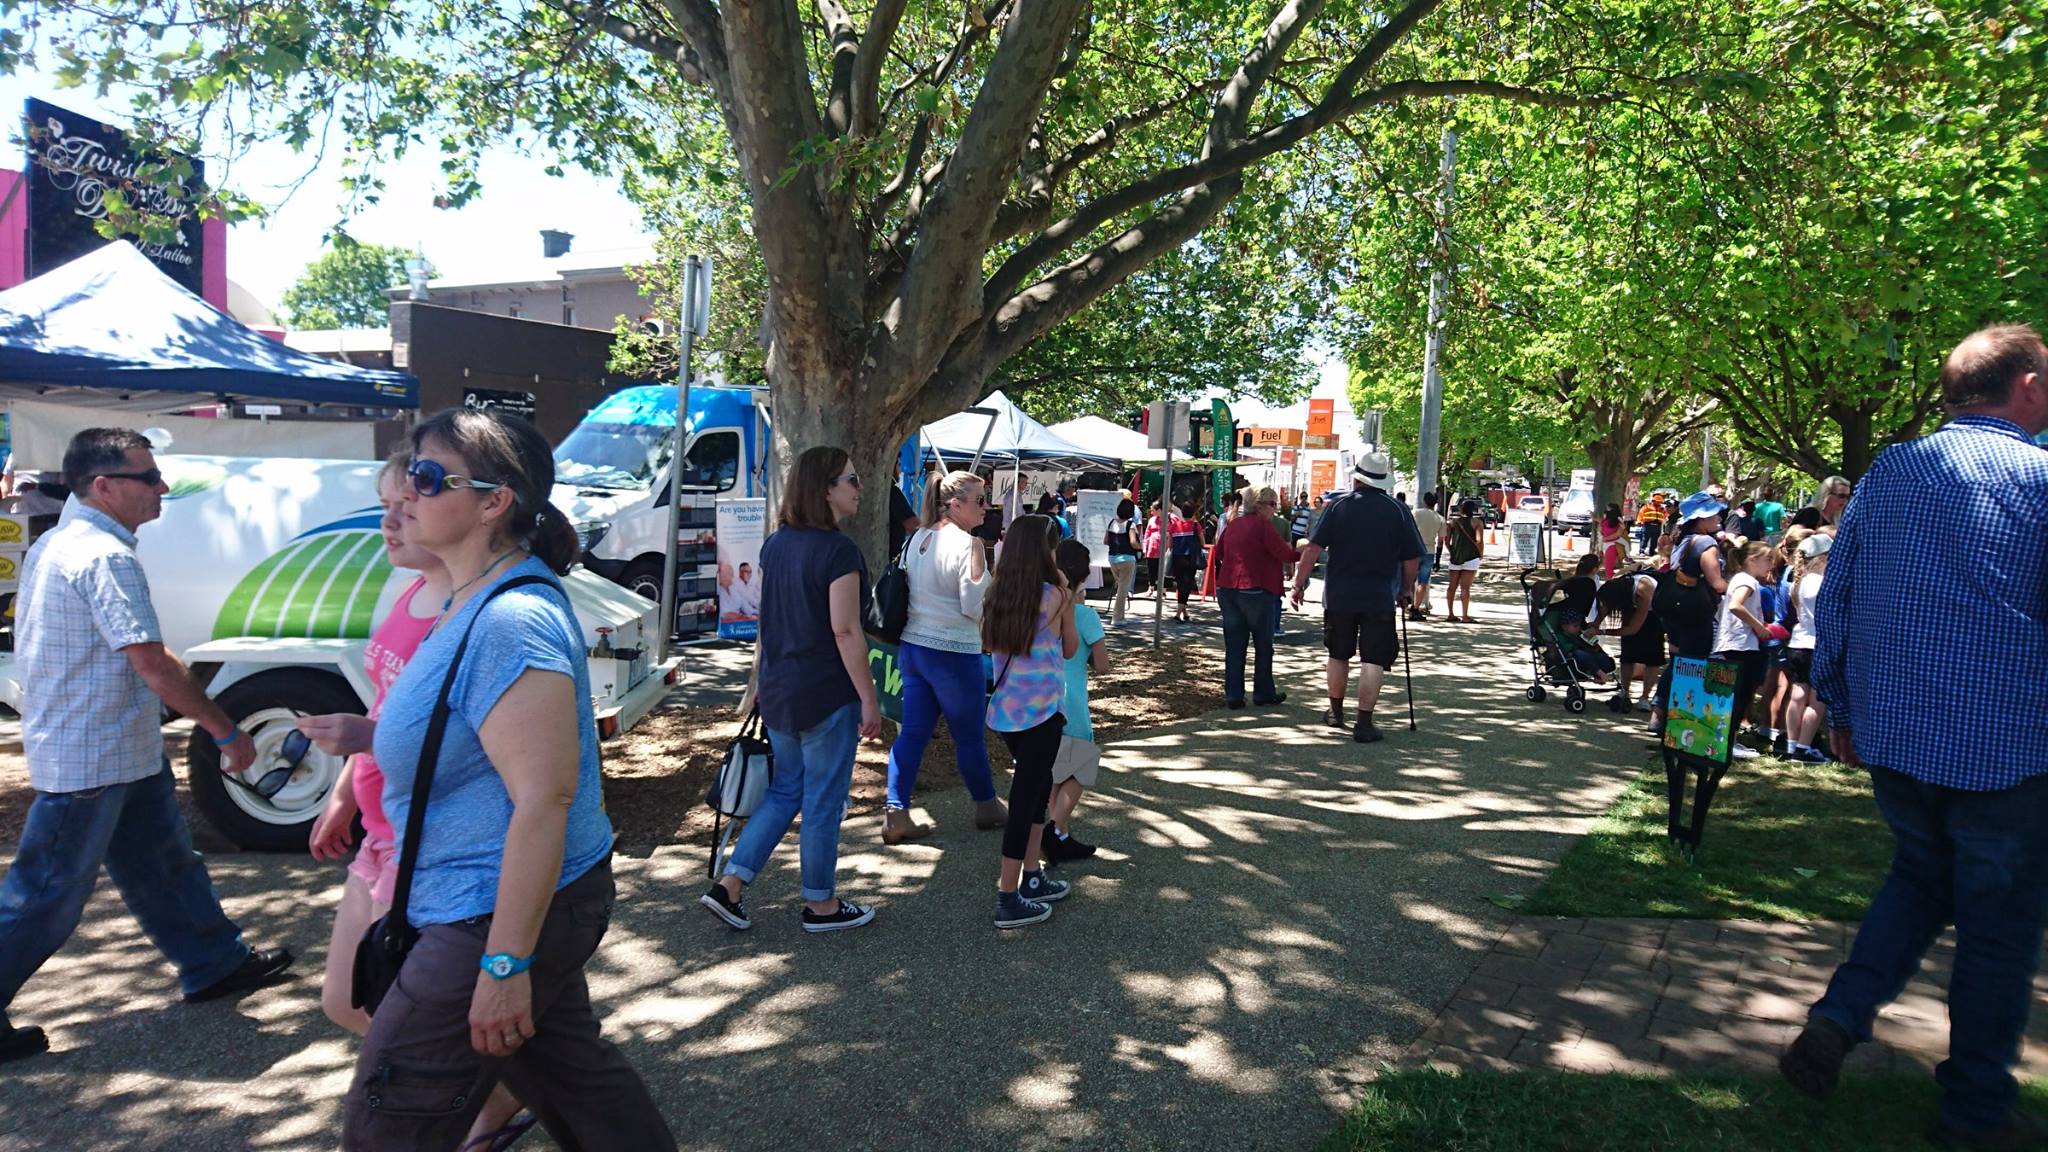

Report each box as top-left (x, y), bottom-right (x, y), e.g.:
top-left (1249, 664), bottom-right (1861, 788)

top-left (24, 98), bottom-right (206, 294)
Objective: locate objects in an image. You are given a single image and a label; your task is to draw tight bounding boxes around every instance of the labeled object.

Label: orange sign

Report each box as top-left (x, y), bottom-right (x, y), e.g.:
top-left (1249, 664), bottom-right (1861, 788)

top-left (1280, 448), bottom-right (1297, 466)
top-left (1310, 460), bottom-right (1337, 494)
top-left (1243, 426), bottom-right (1303, 448)
top-left (1303, 432), bottom-right (1340, 450)
top-left (1307, 399), bottom-right (1335, 438)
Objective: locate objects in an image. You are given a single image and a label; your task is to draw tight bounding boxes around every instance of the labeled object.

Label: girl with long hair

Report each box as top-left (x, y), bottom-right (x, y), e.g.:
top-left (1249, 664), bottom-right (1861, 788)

top-left (1442, 500), bottom-right (1483, 622)
top-left (880, 469), bottom-right (1003, 844)
top-left (1782, 532), bottom-right (1833, 761)
top-left (702, 445), bottom-right (883, 930)
top-left (1599, 504), bottom-right (1626, 579)
top-left (1711, 538), bottom-right (1778, 761)
top-left (1104, 497), bottom-right (1141, 624)
top-left (982, 514), bottom-right (1079, 929)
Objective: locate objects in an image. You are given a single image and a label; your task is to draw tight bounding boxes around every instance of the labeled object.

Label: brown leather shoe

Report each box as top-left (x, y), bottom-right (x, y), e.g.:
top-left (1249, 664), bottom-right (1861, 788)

top-left (881, 808), bottom-right (932, 845)
top-left (973, 798), bottom-right (1008, 830)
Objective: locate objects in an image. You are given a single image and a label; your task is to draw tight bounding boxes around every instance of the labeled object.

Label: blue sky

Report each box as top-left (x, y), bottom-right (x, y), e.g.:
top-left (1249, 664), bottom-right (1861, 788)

top-left (0, 72), bottom-right (650, 314)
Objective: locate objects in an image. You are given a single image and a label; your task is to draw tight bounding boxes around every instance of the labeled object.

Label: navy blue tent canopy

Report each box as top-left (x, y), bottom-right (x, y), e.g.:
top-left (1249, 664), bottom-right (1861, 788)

top-left (0, 241), bottom-right (417, 411)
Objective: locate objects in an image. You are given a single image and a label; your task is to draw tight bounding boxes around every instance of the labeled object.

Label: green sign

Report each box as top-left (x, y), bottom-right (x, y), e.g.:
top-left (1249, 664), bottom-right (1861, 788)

top-left (867, 638), bottom-right (904, 723)
top-left (1210, 398), bottom-right (1235, 513)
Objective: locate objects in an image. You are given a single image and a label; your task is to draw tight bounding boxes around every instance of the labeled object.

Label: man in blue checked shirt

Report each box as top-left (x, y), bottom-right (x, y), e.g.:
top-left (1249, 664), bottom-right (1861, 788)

top-left (1780, 325), bottom-right (2048, 1149)
top-left (0, 429), bottom-right (295, 1066)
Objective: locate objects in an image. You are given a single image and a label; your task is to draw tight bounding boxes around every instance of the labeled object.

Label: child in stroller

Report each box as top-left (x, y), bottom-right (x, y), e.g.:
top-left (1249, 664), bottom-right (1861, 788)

top-left (1521, 556), bottom-right (1617, 713)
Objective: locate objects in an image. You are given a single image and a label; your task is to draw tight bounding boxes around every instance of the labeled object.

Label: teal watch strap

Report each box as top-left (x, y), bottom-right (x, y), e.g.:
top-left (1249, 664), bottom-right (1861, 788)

top-left (480, 952), bottom-right (535, 980)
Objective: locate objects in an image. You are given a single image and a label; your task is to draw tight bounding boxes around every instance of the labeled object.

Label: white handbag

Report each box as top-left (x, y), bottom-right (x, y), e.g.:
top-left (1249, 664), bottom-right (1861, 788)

top-left (706, 707), bottom-right (774, 876)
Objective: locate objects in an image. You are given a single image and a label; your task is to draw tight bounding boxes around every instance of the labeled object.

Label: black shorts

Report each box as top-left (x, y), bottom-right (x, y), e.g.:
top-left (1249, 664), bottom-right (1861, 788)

top-left (1619, 626), bottom-right (1667, 669)
top-left (1782, 647), bottom-right (1814, 684)
top-left (1325, 609), bottom-right (1399, 668)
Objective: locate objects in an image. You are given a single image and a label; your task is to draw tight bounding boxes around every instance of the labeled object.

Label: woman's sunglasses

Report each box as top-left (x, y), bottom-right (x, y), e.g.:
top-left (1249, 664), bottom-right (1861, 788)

top-left (224, 729), bottom-right (311, 800)
top-left (407, 457), bottom-right (505, 498)
top-left (833, 472), bottom-right (863, 489)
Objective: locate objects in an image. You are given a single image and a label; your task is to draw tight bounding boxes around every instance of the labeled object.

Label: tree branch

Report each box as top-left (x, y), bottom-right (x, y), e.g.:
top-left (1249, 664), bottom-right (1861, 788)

top-left (989, 77), bottom-right (1223, 242)
top-left (537, 0), bottom-right (710, 87)
top-left (852, 0), bottom-right (909, 136)
top-left (818, 0), bottom-right (859, 137)
top-left (876, 0), bottom-right (1090, 396)
top-left (657, 0), bottom-right (732, 96)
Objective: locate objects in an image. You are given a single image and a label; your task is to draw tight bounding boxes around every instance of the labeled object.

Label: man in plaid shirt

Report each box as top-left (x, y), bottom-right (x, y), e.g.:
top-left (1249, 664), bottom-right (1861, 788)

top-left (0, 429), bottom-right (294, 1066)
top-left (1781, 326), bottom-right (2048, 1149)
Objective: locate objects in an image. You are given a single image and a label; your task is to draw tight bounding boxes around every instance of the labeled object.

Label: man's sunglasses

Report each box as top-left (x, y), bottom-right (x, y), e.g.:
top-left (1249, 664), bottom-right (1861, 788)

top-left (407, 457), bottom-right (504, 498)
top-left (225, 729), bottom-right (310, 800)
top-left (92, 468), bottom-right (164, 487)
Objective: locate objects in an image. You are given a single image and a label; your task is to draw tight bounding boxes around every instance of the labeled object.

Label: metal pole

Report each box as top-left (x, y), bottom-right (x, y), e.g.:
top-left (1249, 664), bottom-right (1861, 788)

top-left (1415, 127), bottom-right (1457, 507)
top-left (656, 254), bottom-right (703, 664)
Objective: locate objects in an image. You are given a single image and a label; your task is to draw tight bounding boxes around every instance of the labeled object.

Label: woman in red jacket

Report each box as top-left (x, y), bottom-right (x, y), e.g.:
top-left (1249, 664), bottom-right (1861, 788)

top-left (1211, 487), bottom-right (1296, 707)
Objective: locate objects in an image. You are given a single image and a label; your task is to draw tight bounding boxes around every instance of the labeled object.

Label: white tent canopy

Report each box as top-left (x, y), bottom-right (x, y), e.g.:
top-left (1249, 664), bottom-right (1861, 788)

top-left (917, 390), bottom-right (1120, 473)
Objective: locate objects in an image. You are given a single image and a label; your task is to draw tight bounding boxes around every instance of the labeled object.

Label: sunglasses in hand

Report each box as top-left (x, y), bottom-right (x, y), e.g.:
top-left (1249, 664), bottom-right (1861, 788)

top-left (224, 729), bottom-right (311, 800)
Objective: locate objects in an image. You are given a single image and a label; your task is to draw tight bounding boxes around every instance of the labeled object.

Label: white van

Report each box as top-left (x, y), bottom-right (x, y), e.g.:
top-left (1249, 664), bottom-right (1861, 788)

top-left (0, 453), bottom-right (674, 851)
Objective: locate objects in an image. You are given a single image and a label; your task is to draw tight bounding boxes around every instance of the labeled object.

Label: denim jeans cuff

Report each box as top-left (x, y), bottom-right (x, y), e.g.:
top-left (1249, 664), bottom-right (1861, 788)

top-left (1809, 1002), bottom-right (1870, 1045)
top-left (723, 861), bottom-right (761, 886)
top-left (800, 886), bottom-right (835, 903)
top-left (178, 941), bottom-right (253, 996)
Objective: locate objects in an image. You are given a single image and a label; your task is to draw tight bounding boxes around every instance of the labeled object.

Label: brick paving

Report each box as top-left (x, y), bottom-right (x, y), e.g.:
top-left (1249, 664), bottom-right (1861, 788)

top-left (1401, 916), bottom-right (2048, 1079)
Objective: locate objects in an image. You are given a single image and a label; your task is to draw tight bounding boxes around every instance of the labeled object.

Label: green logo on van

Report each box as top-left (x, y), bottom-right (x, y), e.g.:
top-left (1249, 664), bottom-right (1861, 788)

top-left (211, 530), bottom-right (394, 641)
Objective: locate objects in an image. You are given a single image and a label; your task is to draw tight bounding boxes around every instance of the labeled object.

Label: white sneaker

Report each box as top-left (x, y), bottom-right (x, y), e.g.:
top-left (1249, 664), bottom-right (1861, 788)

top-left (1730, 745), bottom-right (1762, 760)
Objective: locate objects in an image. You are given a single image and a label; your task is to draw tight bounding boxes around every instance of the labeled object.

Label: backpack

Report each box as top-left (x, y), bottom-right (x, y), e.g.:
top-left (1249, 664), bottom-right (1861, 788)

top-left (863, 530), bottom-right (918, 642)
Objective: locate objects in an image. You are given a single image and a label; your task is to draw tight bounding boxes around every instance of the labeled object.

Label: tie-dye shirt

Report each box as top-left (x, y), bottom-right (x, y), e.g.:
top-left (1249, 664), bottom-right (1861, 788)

top-left (985, 584), bottom-right (1067, 732)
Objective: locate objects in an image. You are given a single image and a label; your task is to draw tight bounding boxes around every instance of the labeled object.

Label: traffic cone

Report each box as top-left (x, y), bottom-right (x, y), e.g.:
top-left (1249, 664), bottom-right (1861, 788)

top-left (1563, 534), bottom-right (1577, 553)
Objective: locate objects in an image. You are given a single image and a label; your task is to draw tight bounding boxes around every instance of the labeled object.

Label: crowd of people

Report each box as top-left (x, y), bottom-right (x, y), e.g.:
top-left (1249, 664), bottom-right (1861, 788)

top-left (1, 322), bottom-right (2043, 1149)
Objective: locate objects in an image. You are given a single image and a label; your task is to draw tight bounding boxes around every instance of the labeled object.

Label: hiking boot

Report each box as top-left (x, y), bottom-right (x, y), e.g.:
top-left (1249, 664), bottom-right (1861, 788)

top-left (1353, 716), bottom-right (1385, 744)
top-left (0, 1026), bottom-right (47, 1066)
top-left (1322, 706), bottom-right (1346, 729)
top-left (185, 947), bottom-right (294, 1002)
top-left (973, 798), bottom-right (1008, 830)
top-left (1931, 1111), bottom-right (2048, 1151)
top-left (1020, 869), bottom-right (1071, 903)
top-left (1779, 1016), bottom-right (1853, 1101)
top-left (801, 899), bottom-right (876, 934)
top-left (994, 890), bottom-right (1053, 929)
top-left (882, 808), bottom-right (933, 845)
top-left (699, 885), bottom-right (752, 930)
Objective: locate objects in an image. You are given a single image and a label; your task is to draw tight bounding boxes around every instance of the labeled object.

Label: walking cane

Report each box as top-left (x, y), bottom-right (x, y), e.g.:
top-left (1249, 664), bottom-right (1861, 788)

top-left (1400, 604), bottom-right (1417, 730)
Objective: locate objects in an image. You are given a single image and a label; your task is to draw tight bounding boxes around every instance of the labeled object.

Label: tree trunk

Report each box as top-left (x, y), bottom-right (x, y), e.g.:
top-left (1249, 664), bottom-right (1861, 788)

top-left (768, 363), bottom-right (904, 570)
top-left (1832, 404), bottom-right (1875, 480)
top-left (1586, 428), bottom-right (1634, 515)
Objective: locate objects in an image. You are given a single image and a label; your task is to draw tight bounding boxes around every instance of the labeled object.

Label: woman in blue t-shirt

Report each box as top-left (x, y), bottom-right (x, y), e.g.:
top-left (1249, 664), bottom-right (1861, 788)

top-left (343, 408), bottom-right (674, 1150)
top-left (700, 446), bottom-right (883, 936)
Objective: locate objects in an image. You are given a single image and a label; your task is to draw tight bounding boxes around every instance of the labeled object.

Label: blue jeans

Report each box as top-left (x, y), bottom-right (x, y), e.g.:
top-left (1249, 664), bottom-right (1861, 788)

top-left (886, 643), bottom-right (996, 809)
top-left (1217, 588), bottom-right (1279, 703)
top-left (0, 761), bottom-right (249, 1030)
top-left (1811, 766), bottom-right (2048, 1135)
top-left (726, 703), bottom-right (860, 903)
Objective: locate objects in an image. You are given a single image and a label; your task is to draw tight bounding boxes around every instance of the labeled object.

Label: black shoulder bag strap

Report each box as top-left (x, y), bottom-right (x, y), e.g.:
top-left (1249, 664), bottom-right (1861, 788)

top-left (385, 573), bottom-right (560, 930)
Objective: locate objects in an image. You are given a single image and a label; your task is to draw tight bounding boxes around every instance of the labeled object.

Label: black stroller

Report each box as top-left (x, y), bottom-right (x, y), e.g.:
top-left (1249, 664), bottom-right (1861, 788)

top-left (1518, 566), bottom-right (1619, 714)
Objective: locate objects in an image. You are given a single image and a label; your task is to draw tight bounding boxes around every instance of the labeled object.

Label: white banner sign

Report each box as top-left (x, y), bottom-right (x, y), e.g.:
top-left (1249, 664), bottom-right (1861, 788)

top-left (715, 497), bottom-right (766, 641)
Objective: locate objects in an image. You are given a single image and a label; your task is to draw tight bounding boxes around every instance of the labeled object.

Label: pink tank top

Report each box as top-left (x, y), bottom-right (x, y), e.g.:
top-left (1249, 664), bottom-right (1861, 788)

top-left (351, 577), bottom-right (437, 842)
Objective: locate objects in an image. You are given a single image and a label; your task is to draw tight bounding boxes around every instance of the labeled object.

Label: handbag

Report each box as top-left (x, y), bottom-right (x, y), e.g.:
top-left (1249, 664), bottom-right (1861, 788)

top-left (864, 530), bottom-right (918, 642)
top-left (351, 574), bottom-right (556, 1014)
top-left (705, 705), bottom-right (775, 877)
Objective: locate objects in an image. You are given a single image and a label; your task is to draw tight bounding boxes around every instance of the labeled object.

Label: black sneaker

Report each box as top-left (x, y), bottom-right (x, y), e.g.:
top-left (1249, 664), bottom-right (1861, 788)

top-left (1779, 1016), bottom-right (1852, 1101)
top-left (699, 885), bottom-right (752, 930)
top-left (995, 890), bottom-right (1053, 929)
top-left (1322, 706), bottom-right (1346, 729)
top-left (1252, 692), bottom-right (1288, 706)
top-left (1020, 869), bottom-right (1071, 903)
top-left (1057, 830), bottom-right (1097, 860)
top-left (1041, 824), bottom-right (1082, 865)
top-left (1353, 716), bottom-right (1384, 744)
top-left (1226, 698), bottom-right (1246, 710)
top-left (801, 899), bottom-right (875, 934)
top-left (184, 947), bottom-right (294, 1002)
top-left (0, 1025), bottom-right (47, 1066)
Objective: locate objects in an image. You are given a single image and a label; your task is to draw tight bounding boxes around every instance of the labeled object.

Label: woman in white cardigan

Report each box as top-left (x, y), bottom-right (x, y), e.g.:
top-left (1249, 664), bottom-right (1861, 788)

top-left (883, 471), bottom-right (1007, 843)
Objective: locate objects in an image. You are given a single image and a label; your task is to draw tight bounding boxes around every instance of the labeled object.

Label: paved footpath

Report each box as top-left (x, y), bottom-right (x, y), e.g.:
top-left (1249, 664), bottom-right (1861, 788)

top-left (1403, 915), bottom-right (2048, 1080)
top-left (0, 588), bottom-right (1773, 1151)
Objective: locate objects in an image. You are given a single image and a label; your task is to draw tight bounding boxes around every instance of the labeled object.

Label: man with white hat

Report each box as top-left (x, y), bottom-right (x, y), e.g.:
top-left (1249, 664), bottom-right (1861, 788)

top-left (1290, 451), bottom-right (1424, 743)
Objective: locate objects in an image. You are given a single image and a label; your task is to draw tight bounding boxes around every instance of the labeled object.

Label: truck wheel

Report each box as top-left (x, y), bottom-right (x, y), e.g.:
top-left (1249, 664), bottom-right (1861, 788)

top-left (187, 669), bottom-right (363, 853)
top-left (622, 557), bottom-right (665, 601)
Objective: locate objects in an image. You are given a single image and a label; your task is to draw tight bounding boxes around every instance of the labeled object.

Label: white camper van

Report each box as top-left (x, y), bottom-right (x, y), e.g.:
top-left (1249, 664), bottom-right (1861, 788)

top-left (0, 452), bottom-right (674, 851)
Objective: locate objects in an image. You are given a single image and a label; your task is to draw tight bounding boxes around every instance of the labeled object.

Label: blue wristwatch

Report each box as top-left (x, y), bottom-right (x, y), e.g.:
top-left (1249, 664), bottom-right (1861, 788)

top-left (479, 952), bottom-right (535, 980)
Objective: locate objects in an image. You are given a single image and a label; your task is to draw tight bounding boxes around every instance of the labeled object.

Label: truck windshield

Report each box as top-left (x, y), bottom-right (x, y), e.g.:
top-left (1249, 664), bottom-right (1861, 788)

top-left (554, 422), bottom-right (672, 490)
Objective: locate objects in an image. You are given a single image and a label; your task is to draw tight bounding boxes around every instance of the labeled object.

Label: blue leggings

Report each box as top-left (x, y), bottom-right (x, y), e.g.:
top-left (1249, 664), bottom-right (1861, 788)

top-left (886, 642), bottom-right (997, 809)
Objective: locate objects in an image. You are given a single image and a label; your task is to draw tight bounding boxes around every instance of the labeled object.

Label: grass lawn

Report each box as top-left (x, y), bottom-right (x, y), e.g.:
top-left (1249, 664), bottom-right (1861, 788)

top-left (1522, 756), bottom-right (1892, 921)
top-left (1320, 1070), bottom-right (2048, 1151)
